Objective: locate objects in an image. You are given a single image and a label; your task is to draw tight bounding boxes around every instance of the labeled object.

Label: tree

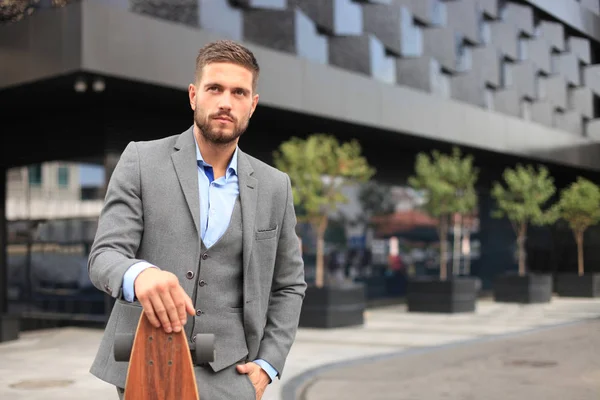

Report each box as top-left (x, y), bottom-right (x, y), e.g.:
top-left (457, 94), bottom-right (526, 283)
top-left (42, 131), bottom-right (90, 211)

top-left (273, 134), bottom-right (375, 288)
top-left (356, 180), bottom-right (395, 238)
top-left (491, 164), bottom-right (558, 276)
top-left (408, 147), bottom-right (479, 280)
top-left (556, 177), bottom-right (600, 276)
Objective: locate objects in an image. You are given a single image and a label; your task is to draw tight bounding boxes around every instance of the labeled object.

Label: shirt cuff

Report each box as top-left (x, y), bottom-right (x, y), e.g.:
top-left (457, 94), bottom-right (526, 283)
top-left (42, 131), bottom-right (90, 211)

top-left (122, 261), bottom-right (158, 302)
top-left (253, 359), bottom-right (278, 383)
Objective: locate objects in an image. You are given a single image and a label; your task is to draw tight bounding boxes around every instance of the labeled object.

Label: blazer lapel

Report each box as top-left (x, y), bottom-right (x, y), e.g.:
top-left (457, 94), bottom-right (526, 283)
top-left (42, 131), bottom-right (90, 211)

top-left (171, 126), bottom-right (200, 235)
top-left (237, 150), bottom-right (258, 280)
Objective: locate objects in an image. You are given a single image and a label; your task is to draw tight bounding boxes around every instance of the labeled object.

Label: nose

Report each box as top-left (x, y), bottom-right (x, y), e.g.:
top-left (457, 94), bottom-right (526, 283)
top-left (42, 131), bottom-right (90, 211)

top-left (217, 92), bottom-right (233, 111)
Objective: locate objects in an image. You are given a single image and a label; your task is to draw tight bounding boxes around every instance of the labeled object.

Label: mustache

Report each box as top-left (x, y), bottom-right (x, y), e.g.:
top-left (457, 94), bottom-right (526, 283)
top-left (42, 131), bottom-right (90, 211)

top-left (210, 112), bottom-right (236, 122)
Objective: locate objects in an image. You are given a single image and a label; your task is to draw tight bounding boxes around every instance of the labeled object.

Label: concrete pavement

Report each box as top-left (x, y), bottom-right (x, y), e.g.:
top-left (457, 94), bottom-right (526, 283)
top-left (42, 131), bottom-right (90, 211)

top-left (298, 318), bottom-right (600, 400)
top-left (0, 297), bottom-right (599, 400)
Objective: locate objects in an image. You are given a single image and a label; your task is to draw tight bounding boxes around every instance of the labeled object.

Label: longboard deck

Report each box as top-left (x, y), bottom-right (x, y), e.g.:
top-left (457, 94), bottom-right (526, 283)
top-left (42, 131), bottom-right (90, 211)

top-left (124, 313), bottom-right (199, 400)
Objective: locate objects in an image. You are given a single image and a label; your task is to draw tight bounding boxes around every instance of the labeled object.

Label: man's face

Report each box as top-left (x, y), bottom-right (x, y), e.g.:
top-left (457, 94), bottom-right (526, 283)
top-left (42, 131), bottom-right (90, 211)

top-left (189, 62), bottom-right (259, 145)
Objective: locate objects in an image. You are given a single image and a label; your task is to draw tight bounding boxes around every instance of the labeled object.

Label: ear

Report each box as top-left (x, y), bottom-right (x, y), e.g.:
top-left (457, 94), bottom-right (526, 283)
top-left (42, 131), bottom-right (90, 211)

top-left (188, 83), bottom-right (197, 110)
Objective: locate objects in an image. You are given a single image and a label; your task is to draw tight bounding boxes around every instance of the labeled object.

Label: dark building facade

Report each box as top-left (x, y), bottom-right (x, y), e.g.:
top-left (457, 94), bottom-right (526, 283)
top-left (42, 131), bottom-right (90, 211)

top-left (2, 0), bottom-right (600, 336)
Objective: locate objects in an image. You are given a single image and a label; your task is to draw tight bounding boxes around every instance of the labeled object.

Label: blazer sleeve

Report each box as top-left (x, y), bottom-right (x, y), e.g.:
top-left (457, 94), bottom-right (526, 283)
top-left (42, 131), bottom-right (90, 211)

top-left (256, 173), bottom-right (307, 378)
top-left (88, 141), bottom-right (147, 299)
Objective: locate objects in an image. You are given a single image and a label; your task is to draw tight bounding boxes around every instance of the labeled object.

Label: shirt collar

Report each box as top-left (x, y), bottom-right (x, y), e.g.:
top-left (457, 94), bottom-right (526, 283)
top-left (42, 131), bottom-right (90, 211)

top-left (195, 139), bottom-right (238, 177)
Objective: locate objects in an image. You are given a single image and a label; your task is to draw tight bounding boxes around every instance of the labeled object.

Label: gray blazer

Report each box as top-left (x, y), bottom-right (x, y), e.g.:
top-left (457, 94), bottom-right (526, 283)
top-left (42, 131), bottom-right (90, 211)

top-left (88, 126), bottom-right (306, 388)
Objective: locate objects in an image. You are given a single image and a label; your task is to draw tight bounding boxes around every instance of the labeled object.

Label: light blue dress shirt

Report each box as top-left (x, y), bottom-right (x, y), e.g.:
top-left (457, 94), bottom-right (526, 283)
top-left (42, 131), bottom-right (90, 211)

top-left (121, 139), bottom-right (278, 382)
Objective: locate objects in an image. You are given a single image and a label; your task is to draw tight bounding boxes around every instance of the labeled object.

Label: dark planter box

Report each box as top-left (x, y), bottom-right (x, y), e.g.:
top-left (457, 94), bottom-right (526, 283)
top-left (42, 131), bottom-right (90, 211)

top-left (354, 275), bottom-right (387, 300)
top-left (299, 283), bottom-right (365, 328)
top-left (406, 277), bottom-right (477, 313)
top-left (494, 273), bottom-right (552, 303)
top-left (555, 273), bottom-right (600, 297)
top-left (0, 314), bottom-right (20, 343)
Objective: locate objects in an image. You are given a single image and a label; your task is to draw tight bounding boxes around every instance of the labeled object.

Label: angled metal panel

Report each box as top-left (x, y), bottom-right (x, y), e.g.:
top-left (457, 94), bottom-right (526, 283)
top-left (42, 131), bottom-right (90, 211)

top-left (580, 0), bottom-right (600, 15)
top-left (129, 0), bottom-right (198, 27)
top-left (569, 86), bottom-right (594, 119)
top-left (584, 64), bottom-right (600, 96)
top-left (422, 26), bottom-right (461, 72)
top-left (535, 20), bottom-right (566, 52)
top-left (552, 52), bottom-right (581, 87)
top-left (199, 0), bottom-right (243, 41)
top-left (362, 2), bottom-right (422, 57)
top-left (531, 101), bottom-right (554, 127)
top-left (450, 72), bottom-right (485, 107)
top-left (493, 87), bottom-right (521, 117)
top-left (489, 21), bottom-right (519, 61)
top-left (539, 75), bottom-right (569, 110)
top-left (478, 0), bottom-right (498, 19)
top-left (567, 36), bottom-right (591, 65)
top-left (396, 56), bottom-right (436, 92)
top-left (444, 0), bottom-right (480, 45)
top-left (0, 2), bottom-right (82, 89)
top-left (555, 110), bottom-right (584, 135)
top-left (471, 45), bottom-right (501, 88)
top-left (233, 0), bottom-right (287, 9)
top-left (291, 0), bottom-right (362, 35)
top-left (501, 2), bottom-right (534, 37)
top-left (512, 60), bottom-right (537, 100)
top-left (243, 9), bottom-right (297, 54)
top-left (523, 0), bottom-right (600, 44)
top-left (527, 37), bottom-right (552, 75)
top-left (395, 0), bottom-right (446, 26)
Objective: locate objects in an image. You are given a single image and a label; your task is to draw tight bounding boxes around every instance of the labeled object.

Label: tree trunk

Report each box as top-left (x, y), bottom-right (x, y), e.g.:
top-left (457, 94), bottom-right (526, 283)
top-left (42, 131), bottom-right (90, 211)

top-left (517, 223), bottom-right (527, 277)
top-left (315, 215), bottom-right (329, 288)
top-left (439, 215), bottom-right (449, 281)
top-left (575, 230), bottom-right (584, 277)
top-left (452, 213), bottom-right (462, 276)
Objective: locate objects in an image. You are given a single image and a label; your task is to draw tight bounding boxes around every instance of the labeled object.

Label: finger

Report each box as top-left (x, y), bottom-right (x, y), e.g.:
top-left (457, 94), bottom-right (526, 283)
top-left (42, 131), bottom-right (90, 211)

top-left (159, 286), bottom-right (180, 333)
top-left (184, 292), bottom-right (195, 316)
top-left (171, 286), bottom-right (188, 328)
top-left (139, 295), bottom-right (161, 328)
top-left (150, 290), bottom-right (172, 333)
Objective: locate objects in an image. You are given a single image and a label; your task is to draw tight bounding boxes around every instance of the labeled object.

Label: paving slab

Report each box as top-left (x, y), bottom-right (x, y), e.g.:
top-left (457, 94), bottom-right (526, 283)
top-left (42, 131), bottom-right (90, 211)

top-left (0, 297), bottom-right (598, 400)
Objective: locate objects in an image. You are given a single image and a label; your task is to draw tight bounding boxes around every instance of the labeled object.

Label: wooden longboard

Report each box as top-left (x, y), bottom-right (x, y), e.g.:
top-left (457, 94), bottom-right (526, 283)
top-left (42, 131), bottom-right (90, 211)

top-left (123, 313), bottom-right (199, 400)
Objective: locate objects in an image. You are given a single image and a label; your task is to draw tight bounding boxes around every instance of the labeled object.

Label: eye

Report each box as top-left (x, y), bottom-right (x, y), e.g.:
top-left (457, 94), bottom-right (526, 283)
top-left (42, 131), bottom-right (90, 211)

top-left (234, 89), bottom-right (247, 96)
top-left (208, 86), bottom-right (221, 92)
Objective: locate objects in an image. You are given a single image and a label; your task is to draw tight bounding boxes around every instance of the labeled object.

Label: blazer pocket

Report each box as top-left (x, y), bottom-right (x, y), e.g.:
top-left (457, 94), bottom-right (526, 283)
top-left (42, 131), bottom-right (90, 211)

top-left (255, 225), bottom-right (278, 241)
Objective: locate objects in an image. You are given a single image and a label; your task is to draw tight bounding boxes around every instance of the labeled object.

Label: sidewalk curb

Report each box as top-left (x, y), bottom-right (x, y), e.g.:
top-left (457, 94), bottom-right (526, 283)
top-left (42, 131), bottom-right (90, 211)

top-left (281, 317), bottom-right (597, 400)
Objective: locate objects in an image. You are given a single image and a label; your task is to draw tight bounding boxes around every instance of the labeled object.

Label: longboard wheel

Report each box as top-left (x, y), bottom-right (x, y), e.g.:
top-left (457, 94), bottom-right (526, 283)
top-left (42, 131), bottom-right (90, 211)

top-left (114, 333), bottom-right (135, 362)
top-left (194, 333), bottom-right (215, 363)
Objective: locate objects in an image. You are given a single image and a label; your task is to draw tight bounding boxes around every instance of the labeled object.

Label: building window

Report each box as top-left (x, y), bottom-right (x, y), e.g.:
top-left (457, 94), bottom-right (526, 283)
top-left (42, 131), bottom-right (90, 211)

top-left (58, 166), bottom-right (69, 188)
top-left (28, 165), bottom-right (42, 186)
top-left (521, 100), bottom-right (532, 120)
top-left (518, 39), bottom-right (528, 61)
top-left (479, 16), bottom-right (491, 44)
top-left (501, 61), bottom-right (513, 87)
top-left (484, 87), bottom-right (495, 110)
top-left (431, 0), bottom-right (446, 26)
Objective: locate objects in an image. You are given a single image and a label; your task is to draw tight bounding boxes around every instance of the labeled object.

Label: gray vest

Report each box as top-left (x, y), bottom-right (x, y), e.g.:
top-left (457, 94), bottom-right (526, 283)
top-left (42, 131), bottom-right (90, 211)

top-left (191, 196), bottom-right (248, 372)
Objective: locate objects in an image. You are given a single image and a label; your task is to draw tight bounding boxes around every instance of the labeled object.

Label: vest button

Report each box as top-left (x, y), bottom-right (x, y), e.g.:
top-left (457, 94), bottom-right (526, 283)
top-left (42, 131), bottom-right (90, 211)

top-left (195, 309), bottom-right (203, 316)
top-left (186, 271), bottom-right (194, 279)
top-left (202, 253), bottom-right (208, 260)
top-left (198, 280), bottom-right (206, 287)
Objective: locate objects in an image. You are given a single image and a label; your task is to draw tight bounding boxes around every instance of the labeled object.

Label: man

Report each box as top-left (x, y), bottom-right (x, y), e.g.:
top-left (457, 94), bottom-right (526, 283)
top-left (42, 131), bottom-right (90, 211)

top-left (87, 39), bottom-right (307, 400)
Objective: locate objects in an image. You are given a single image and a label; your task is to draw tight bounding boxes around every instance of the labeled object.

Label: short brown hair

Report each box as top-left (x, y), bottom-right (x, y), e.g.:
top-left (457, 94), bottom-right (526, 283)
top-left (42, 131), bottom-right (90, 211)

top-left (195, 40), bottom-right (260, 90)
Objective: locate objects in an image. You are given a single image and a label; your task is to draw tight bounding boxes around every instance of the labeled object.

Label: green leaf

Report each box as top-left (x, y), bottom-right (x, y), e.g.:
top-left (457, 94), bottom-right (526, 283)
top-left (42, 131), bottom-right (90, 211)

top-left (407, 147), bottom-right (479, 218)
top-left (556, 177), bottom-right (600, 234)
top-left (273, 134), bottom-right (376, 222)
top-left (491, 164), bottom-right (558, 227)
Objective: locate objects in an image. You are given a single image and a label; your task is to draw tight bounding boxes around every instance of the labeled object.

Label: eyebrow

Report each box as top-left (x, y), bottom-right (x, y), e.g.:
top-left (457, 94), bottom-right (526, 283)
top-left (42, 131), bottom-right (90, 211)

top-left (204, 82), bottom-right (250, 94)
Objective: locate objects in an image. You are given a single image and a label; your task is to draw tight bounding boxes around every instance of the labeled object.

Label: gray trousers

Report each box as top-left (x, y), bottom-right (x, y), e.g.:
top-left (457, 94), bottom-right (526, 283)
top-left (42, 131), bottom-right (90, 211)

top-left (116, 362), bottom-right (256, 399)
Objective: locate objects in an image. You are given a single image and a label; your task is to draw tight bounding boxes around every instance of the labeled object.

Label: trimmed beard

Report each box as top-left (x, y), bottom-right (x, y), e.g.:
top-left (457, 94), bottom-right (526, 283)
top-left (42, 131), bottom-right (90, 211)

top-left (194, 107), bottom-right (249, 145)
